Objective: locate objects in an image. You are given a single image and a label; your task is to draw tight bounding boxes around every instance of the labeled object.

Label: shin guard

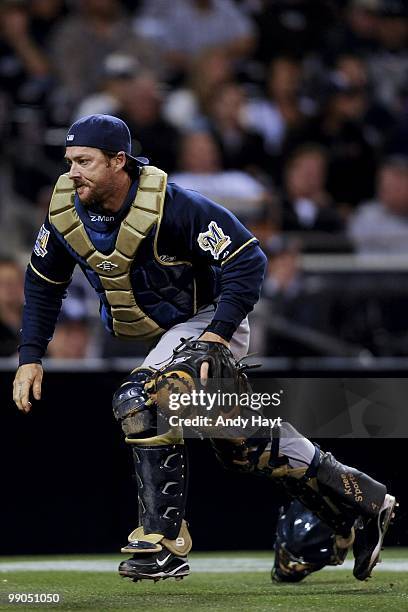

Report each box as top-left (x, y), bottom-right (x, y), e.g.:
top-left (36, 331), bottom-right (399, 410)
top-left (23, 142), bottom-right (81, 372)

top-left (132, 444), bottom-right (188, 541)
top-left (316, 452), bottom-right (387, 517)
top-left (268, 449), bottom-right (387, 538)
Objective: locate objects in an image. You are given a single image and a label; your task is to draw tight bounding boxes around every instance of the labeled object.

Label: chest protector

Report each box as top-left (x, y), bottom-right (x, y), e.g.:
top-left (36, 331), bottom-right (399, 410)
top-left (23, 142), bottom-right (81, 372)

top-left (49, 166), bottom-right (175, 341)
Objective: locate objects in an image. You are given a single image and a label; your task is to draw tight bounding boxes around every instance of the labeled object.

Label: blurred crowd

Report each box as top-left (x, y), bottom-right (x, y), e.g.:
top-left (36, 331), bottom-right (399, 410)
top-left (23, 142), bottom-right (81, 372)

top-left (1, 0), bottom-right (408, 360)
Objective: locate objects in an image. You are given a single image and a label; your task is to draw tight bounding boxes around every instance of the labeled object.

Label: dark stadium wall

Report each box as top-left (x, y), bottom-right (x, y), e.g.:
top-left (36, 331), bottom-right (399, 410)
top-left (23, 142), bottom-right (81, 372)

top-left (0, 371), bottom-right (406, 555)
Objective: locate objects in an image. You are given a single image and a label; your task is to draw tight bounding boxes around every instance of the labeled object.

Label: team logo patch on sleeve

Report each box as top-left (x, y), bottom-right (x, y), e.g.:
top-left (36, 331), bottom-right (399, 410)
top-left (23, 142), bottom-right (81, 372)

top-left (197, 221), bottom-right (231, 260)
top-left (34, 225), bottom-right (50, 257)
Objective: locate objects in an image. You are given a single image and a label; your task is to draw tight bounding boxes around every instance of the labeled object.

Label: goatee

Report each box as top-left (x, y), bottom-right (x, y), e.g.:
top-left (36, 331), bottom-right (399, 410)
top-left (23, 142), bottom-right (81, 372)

top-left (77, 194), bottom-right (105, 213)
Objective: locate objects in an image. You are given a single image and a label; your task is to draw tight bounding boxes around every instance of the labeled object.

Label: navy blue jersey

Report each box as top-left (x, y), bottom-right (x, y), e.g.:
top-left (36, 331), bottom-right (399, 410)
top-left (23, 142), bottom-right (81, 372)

top-left (19, 178), bottom-right (267, 364)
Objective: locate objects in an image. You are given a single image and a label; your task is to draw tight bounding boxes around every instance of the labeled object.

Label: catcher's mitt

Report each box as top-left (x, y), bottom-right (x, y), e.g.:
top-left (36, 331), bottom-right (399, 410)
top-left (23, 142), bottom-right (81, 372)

top-left (145, 338), bottom-right (251, 419)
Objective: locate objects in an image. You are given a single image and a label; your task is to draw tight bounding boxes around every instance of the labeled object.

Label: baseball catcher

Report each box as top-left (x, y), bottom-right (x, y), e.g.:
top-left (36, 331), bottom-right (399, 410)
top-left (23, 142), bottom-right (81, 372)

top-left (13, 114), bottom-right (396, 584)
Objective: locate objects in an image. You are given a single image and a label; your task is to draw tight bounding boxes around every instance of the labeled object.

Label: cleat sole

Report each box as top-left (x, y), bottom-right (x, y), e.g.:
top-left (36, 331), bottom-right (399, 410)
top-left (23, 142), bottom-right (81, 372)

top-left (356, 494), bottom-right (397, 581)
top-left (118, 569), bottom-right (190, 582)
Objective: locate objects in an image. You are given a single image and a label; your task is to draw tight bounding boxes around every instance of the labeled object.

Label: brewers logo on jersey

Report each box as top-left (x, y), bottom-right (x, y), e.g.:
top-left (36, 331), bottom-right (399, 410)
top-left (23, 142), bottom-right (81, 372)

top-left (34, 225), bottom-right (50, 258)
top-left (197, 221), bottom-right (231, 260)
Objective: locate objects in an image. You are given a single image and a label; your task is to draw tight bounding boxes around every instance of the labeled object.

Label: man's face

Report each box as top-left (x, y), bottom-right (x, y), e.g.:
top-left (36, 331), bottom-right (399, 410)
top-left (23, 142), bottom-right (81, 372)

top-left (64, 146), bottom-right (116, 206)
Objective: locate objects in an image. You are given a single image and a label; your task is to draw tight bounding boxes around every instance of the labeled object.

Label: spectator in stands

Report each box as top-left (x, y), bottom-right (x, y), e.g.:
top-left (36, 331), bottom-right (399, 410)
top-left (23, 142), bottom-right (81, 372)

top-left (47, 316), bottom-right (91, 359)
top-left (142, 0), bottom-right (255, 74)
top-left (205, 81), bottom-right (268, 176)
top-left (243, 56), bottom-right (308, 162)
top-left (29, 0), bottom-right (66, 50)
top-left (251, 237), bottom-right (330, 357)
top-left (348, 156), bottom-right (408, 253)
top-left (49, 0), bottom-right (158, 109)
top-left (0, 162), bottom-right (44, 257)
top-left (248, 0), bottom-right (337, 63)
top-left (332, 53), bottom-right (396, 152)
top-left (0, 0), bottom-right (50, 105)
top-left (0, 257), bottom-right (24, 357)
top-left (284, 69), bottom-right (377, 208)
top-left (76, 64), bottom-right (180, 173)
top-left (74, 53), bottom-right (140, 119)
top-left (116, 70), bottom-right (180, 173)
top-left (163, 47), bottom-right (234, 130)
top-left (386, 112), bottom-right (408, 158)
top-left (367, 0), bottom-right (408, 113)
top-left (170, 130), bottom-right (268, 222)
top-left (330, 0), bottom-right (381, 57)
top-left (47, 283), bottom-right (93, 359)
top-left (280, 144), bottom-right (344, 235)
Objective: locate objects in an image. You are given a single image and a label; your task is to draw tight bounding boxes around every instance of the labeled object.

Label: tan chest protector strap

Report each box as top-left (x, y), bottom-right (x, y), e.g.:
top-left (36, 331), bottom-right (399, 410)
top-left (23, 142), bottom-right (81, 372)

top-left (49, 167), bottom-right (167, 340)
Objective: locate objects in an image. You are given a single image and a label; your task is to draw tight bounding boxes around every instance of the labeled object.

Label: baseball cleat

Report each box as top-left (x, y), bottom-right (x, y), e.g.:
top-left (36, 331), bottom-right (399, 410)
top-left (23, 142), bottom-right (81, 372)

top-left (353, 494), bottom-right (397, 581)
top-left (118, 546), bottom-right (190, 582)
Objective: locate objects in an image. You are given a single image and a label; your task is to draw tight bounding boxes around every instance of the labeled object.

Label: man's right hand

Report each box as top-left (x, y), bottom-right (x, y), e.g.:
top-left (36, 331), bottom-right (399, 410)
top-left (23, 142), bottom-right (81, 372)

top-left (13, 364), bottom-right (43, 413)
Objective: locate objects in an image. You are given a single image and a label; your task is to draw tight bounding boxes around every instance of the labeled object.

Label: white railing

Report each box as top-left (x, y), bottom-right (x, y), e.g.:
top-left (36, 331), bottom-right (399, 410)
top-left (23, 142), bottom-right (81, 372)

top-left (3, 356), bottom-right (408, 372)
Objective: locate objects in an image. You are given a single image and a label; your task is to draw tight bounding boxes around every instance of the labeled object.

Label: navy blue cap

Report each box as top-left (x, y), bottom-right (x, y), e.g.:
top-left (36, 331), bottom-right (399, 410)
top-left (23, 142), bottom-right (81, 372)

top-left (65, 114), bottom-right (148, 165)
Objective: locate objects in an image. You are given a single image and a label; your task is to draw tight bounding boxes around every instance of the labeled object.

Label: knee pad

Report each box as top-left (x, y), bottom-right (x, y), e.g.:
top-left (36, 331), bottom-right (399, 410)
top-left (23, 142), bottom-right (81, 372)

top-left (112, 367), bottom-right (156, 437)
top-left (264, 447), bottom-right (357, 538)
top-left (212, 430), bottom-right (355, 538)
